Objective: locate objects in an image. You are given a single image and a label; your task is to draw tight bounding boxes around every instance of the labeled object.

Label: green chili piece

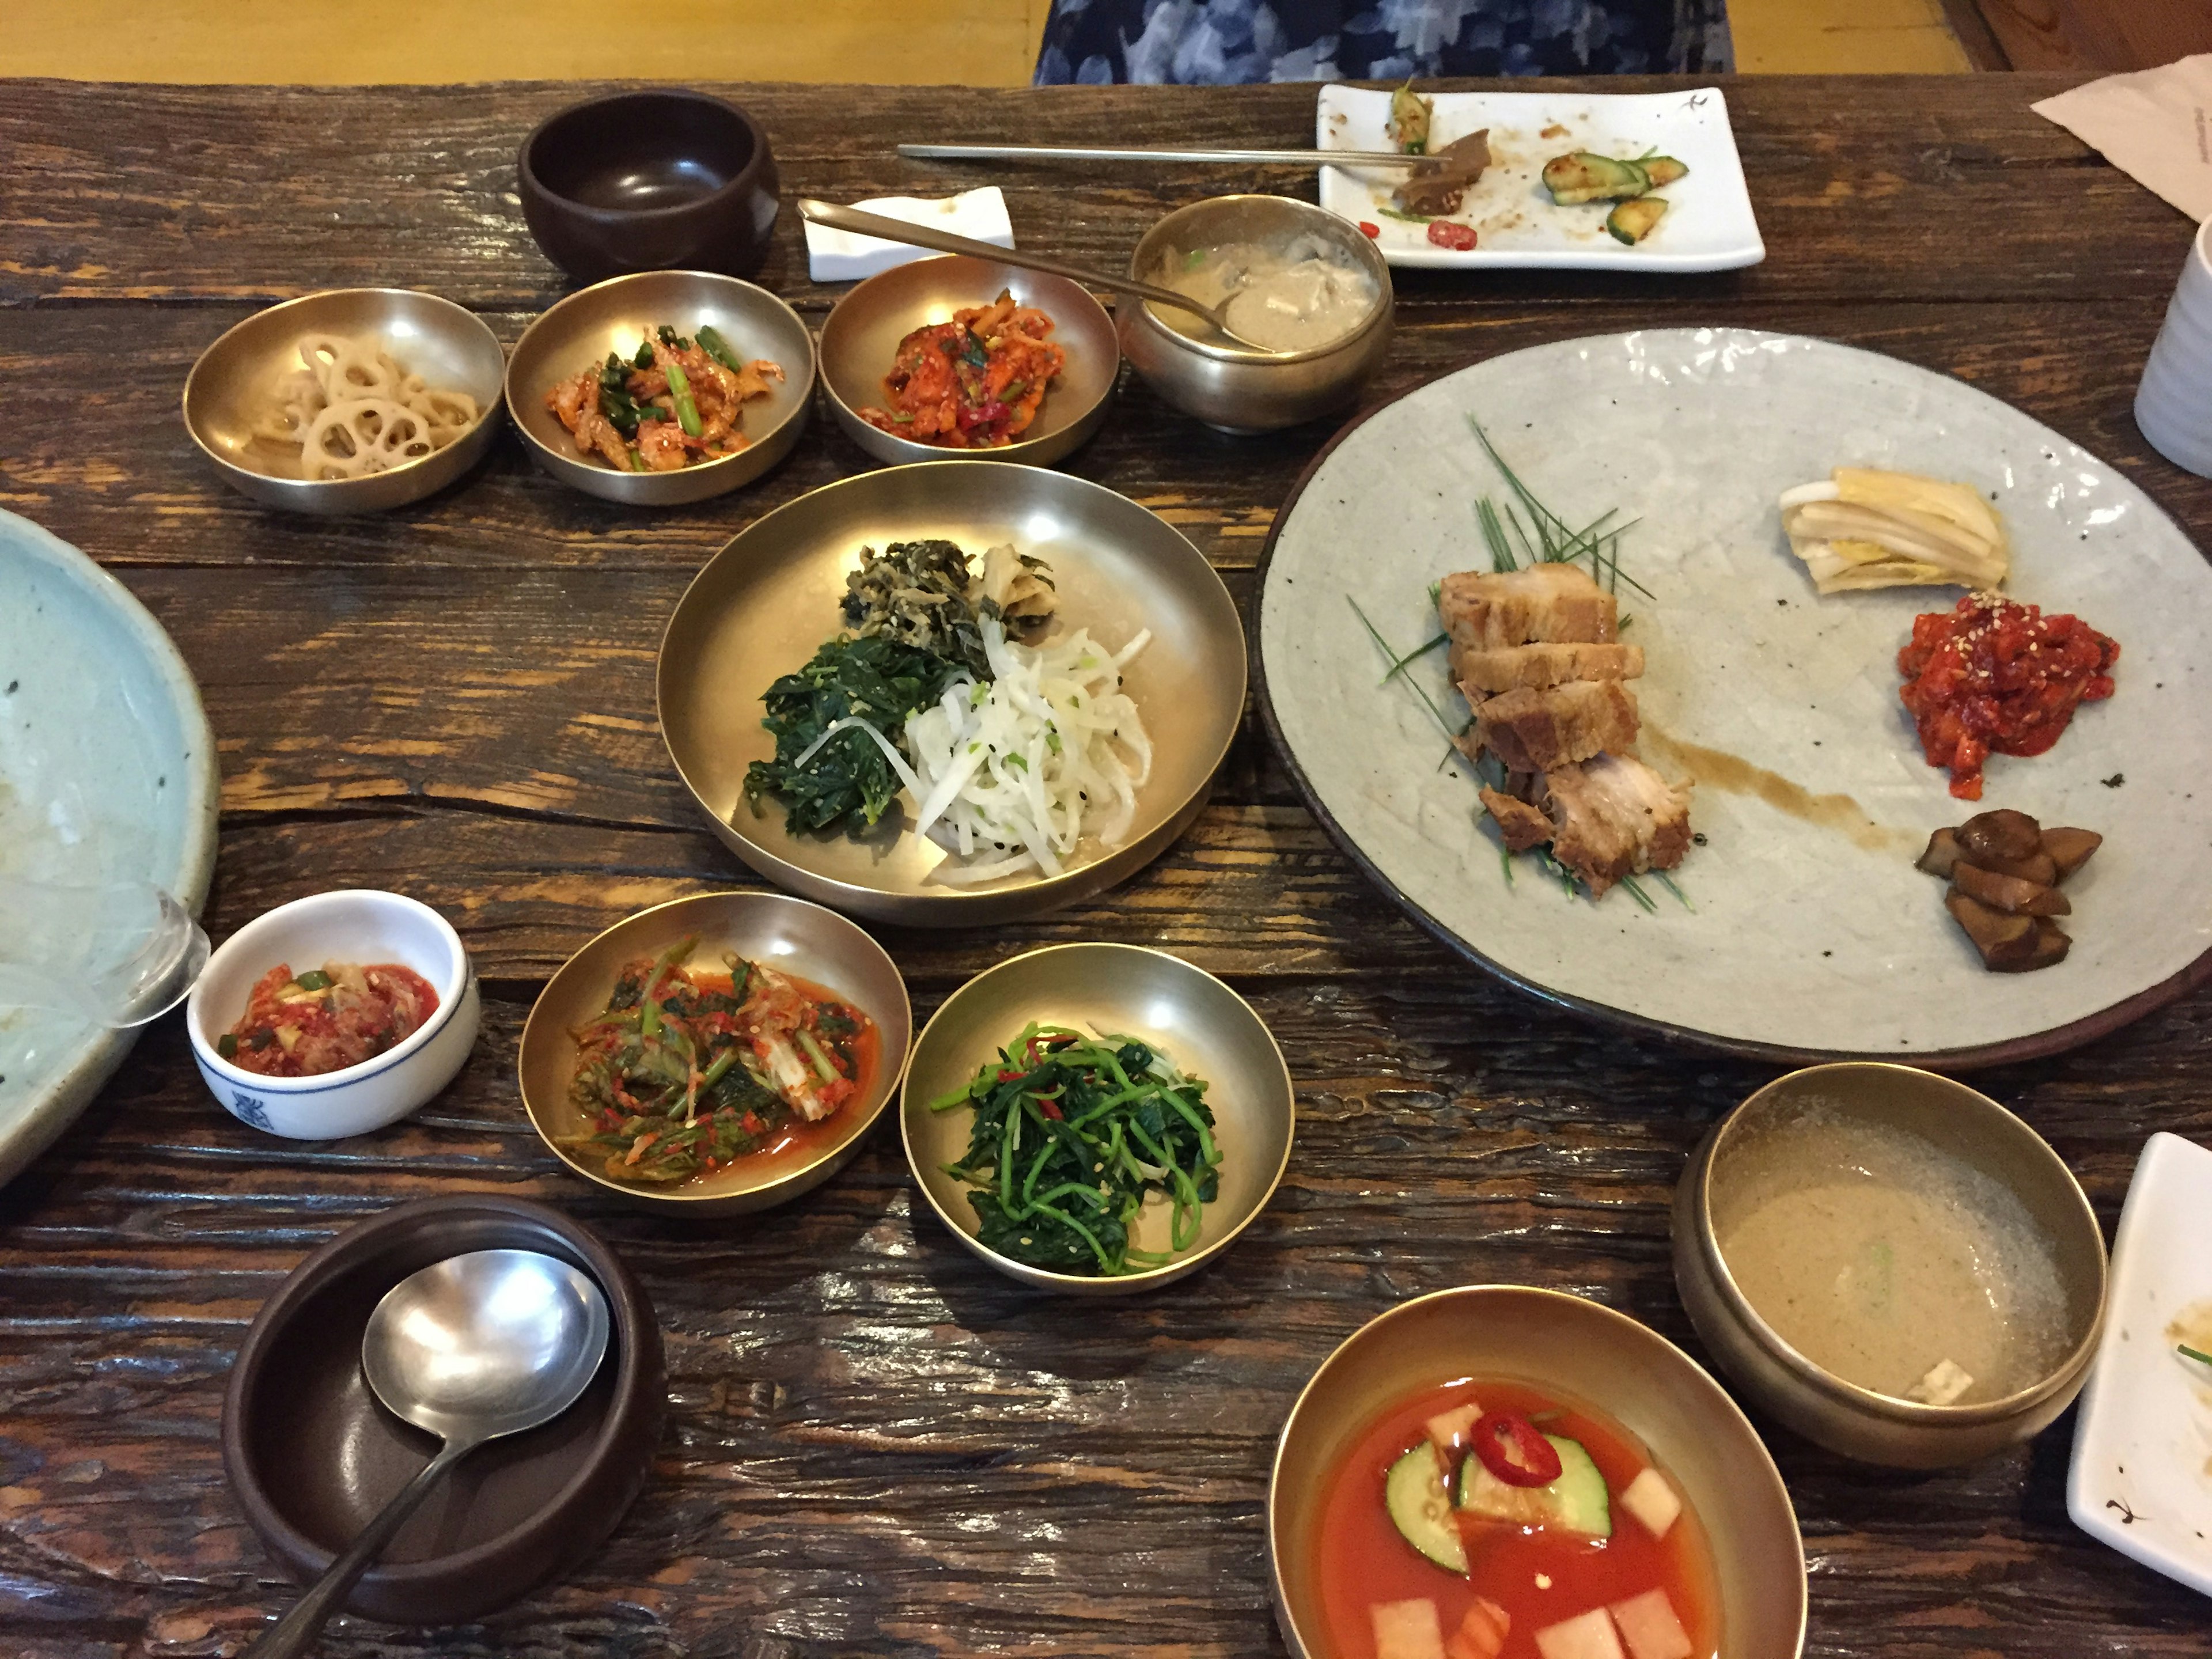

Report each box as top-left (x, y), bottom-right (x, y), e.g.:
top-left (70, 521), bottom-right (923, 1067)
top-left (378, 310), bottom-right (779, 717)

top-left (293, 969), bottom-right (332, 991)
top-left (217, 1033), bottom-right (238, 1059)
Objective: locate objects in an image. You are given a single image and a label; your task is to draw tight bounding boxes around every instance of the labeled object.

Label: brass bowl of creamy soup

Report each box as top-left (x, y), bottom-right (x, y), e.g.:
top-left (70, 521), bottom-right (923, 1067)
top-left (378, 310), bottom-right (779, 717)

top-left (1120, 195), bottom-right (1392, 434)
top-left (1675, 1063), bottom-right (2107, 1468)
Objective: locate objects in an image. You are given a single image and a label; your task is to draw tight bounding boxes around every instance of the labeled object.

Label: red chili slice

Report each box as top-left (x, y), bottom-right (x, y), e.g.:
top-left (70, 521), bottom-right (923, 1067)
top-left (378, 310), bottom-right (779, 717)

top-left (1471, 1410), bottom-right (1561, 1487)
top-left (1427, 221), bottom-right (1479, 251)
top-left (1358, 221), bottom-right (1381, 238)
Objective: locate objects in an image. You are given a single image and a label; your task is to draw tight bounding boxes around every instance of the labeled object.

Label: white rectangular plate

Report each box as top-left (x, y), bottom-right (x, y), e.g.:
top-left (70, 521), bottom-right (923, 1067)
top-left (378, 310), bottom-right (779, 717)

top-left (1315, 84), bottom-right (1764, 271)
top-left (2068, 1131), bottom-right (2212, 1598)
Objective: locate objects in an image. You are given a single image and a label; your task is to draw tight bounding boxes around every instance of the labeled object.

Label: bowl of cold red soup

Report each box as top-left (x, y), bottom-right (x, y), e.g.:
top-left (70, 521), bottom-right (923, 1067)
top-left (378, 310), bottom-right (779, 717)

top-left (1675, 1062), bottom-right (2107, 1470)
top-left (1270, 1285), bottom-right (1805, 1659)
top-left (185, 889), bottom-right (479, 1139)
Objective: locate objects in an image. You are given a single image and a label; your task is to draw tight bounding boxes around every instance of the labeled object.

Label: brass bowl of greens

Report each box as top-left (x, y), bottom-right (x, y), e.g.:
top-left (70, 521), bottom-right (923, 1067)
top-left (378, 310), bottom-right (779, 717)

top-left (506, 269), bottom-right (815, 506)
top-left (518, 892), bottom-right (912, 1217)
top-left (901, 942), bottom-right (1294, 1294)
top-left (657, 461), bottom-right (1245, 925)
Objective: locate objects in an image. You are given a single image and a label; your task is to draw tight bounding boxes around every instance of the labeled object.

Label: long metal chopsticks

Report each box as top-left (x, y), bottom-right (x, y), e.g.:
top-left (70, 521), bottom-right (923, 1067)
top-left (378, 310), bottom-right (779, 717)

top-left (897, 142), bottom-right (1427, 169)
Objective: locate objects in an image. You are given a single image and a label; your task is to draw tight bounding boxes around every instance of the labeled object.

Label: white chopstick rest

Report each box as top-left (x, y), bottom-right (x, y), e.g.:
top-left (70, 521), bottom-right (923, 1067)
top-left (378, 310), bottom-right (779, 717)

top-left (804, 187), bottom-right (1015, 282)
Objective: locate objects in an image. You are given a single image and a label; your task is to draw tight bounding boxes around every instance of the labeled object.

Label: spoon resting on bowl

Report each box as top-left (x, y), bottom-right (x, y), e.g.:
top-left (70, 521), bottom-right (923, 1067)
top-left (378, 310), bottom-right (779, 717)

top-left (240, 1249), bottom-right (610, 1658)
top-left (796, 197), bottom-right (1281, 354)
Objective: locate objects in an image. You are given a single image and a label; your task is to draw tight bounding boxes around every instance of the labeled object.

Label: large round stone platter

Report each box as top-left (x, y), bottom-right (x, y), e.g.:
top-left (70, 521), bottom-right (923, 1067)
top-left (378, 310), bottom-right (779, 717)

top-left (1256, 328), bottom-right (2212, 1066)
top-left (0, 510), bottom-right (219, 1181)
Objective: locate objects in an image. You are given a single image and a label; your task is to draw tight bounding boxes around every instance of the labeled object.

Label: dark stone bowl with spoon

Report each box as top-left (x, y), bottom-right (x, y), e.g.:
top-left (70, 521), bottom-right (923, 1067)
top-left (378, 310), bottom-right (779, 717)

top-left (221, 1195), bottom-right (664, 1628)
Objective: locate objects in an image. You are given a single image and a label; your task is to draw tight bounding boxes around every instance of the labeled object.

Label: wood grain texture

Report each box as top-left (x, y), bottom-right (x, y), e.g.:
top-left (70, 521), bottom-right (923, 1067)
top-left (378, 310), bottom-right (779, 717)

top-left (3, 73), bottom-right (2212, 1659)
top-left (1965, 0), bottom-right (2212, 71)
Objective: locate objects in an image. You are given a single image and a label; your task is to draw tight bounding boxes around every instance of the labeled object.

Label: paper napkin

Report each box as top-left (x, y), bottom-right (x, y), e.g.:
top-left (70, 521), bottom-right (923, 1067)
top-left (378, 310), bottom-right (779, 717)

top-left (2032, 53), bottom-right (2212, 222)
top-left (803, 187), bottom-right (1014, 282)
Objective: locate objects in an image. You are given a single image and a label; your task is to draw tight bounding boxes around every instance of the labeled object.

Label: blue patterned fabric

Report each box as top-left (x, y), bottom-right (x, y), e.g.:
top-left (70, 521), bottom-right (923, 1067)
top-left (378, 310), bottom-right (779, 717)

top-left (1036, 0), bottom-right (1731, 84)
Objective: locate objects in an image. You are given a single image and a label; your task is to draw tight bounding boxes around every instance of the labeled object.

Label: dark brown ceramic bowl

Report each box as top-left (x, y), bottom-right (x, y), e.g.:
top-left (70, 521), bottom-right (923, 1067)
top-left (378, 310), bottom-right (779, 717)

top-left (221, 1195), bottom-right (664, 1626)
top-left (520, 90), bottom-right (780, 283)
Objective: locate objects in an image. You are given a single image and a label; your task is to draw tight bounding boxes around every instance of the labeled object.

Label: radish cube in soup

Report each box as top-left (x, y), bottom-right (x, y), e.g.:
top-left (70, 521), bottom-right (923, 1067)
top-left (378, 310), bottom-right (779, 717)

top-left (1371, 1598), bottom-right (1447, 1659)
top-left (1533, 1608), bottom-right (1627, 1659)
top-left (1620, 1468), bottom-right (1682, 1540)
top-left (1609, 1589), bottom-right (1693, 1659)
top-left (1425, 1402), bottom-right (1482, 1452)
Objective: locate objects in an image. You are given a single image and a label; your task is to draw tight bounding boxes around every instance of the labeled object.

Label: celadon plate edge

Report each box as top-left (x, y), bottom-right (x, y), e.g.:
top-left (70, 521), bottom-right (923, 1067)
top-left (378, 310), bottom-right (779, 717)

top-left (0, 510), bottom-right (219, 1182)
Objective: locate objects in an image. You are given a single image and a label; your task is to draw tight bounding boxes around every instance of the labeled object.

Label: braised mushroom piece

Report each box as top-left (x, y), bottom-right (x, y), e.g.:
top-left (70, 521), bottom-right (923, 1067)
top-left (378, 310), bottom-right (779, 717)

top-left (1919, 809), bottom-right (2100, 972)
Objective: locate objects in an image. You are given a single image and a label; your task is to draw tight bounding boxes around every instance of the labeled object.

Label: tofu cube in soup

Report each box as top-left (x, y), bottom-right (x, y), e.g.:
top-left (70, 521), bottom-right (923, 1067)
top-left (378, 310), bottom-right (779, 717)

top-left (1608, 1590), bottom-right (1694, 1659)
top-left (1372, 1597), bottom-right (1448, 1659)
top-left (1533, 1607), bottom-right (1627, 1659)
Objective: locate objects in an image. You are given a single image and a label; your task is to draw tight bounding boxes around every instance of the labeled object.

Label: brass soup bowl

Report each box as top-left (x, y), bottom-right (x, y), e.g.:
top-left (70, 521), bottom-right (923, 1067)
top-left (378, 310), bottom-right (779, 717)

top-left (900, 943), bottom-right (1294, 1295)
top-left (657, 462), bottom-right (1245, 926)
top-left (505, 269), bottom-right (815, 506)
top-left (1119, 195), bottom-right (1393, 435)
top-left (1270, 1286), bottom-right (1808, 1659)
top-left (183, 288), bottom-right (505, 513)
top-left (1674, 1062), bottom-right (2108, 1469)
top-left (518, 892), bottom-right (912, 1217)
top-left (818, 254), bottom-right (1119, 468)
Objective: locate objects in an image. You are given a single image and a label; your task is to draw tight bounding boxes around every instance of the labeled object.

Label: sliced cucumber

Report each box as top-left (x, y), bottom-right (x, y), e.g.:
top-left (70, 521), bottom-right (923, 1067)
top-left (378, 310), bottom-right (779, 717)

top-left (1385, 1444), bottom-right (1468, 1573)
top-left (1641, 156), bottom-right (1690, 187)
top-left (1454, 1434), bottom-right (1612, 1539)
top-left (1607, 196), bottom-right (1669, 246)
top-left (1542, 151), bottom-right (1649, 205)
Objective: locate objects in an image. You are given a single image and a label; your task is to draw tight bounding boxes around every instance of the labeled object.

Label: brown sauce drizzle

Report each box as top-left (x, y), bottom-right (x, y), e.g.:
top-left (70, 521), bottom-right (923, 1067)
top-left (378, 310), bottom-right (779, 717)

top-left (1640, 722), bottom-right (1915, 855)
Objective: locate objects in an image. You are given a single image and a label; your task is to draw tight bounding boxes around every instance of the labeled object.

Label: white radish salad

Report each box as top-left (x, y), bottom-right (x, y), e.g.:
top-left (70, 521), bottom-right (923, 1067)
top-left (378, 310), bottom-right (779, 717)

top-left (794, 614), bottom-right (1153, 884)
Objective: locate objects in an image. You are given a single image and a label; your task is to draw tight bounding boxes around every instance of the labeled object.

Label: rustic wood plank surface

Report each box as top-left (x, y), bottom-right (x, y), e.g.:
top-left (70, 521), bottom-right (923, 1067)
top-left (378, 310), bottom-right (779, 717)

top-left (2, 74), bottom-right (2210, 1659)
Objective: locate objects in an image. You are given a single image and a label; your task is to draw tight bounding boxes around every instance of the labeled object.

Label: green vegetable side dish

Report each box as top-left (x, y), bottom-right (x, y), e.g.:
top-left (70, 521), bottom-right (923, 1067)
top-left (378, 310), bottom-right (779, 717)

top-left (929, 1023), bottom-right (1222, 1277)
top-left (742, 539), bottom-right (1057, 837)
top-left (1540, 150), bottom-right (1688, 246)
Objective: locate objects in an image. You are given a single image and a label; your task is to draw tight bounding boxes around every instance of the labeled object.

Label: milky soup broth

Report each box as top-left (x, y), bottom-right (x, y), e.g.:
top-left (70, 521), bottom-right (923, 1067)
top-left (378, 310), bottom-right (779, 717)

top-left (1713, 1108), bottom-right (2074, 1404)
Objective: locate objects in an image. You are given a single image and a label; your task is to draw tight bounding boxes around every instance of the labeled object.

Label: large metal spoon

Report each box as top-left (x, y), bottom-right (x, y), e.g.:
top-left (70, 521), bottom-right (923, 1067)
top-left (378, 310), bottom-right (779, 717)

top-left (243, 1249), bottom-right (611, 1659)
top-left (797, 197), bottom-right (1279, 354)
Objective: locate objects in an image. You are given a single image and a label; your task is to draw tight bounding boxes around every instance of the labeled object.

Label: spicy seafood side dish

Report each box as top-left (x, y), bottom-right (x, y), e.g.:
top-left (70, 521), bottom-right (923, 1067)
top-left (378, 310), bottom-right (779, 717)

top-left (855, 290), bottom-right (1065, 448)
top-left (1320, 1377), bottom-right (1715, 1659)
top-left (219, 961), bottom-right (441, 1077)
top-left (561, 934), bottom-right (877, 1185)
top-left (547, 324), bottom-right (783, 472)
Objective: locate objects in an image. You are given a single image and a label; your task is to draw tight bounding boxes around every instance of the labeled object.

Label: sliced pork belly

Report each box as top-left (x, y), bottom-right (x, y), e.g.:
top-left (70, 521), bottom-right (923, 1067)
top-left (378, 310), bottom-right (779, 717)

top-left (1479, 787), bottom-right (1554, 852)
top-left (1450, 639), bottom-right (1645, 695)
top-left (1436, 564), bottom-right (1618, 651)
top-left (1543, 754), bottom-right (1693, 897)
top-left (1472, 679), bottom-right (1641, 772)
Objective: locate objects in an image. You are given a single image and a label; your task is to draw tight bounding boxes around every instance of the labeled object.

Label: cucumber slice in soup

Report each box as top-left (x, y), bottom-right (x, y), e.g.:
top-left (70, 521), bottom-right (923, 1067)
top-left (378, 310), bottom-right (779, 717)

top-left (1385, 1444), bottom-right (1468, 1573)
top-left (1453, 1434), bottom-right (1612, 1539)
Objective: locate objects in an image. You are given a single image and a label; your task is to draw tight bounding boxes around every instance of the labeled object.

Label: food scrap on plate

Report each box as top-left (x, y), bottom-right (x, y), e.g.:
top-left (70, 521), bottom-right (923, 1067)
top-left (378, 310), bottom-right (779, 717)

top-left (1539, 150), bottom-right (1689, 245)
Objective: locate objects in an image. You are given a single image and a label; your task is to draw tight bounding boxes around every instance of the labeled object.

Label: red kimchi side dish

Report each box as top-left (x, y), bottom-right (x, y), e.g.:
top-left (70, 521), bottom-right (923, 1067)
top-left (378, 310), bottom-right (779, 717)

top-left (1897, 591), bottom-right (2119, 801)
top-left (1316, 1377), bottom-right (1720, 1659)
top-left (855, 290), bottom-right (1065, 449)
top-left (218, 962), bottom-right (441, 1078)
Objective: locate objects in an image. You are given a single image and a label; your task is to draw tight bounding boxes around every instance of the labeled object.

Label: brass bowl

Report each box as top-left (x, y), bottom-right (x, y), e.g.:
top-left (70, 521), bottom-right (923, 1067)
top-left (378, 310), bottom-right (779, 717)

top-left (900, 943), bottom-right (1293, 1294)
top-left (505, 270), bottom-right (815, 506)
top-left (657, 463), bottom-right (1244, 926)
top-left (1119, 195), bottom-right (1393, 435)
top-left (183, 288), bottom-right (504, 513)
top-left (819, 254), bottom-right (1119, 467)
top-left (1270, 1286), bottom-right (1807, 1659)
top-left (518, 892), bottom-right (912, 1217)
top-left (1674, 1062), bottom-right (2108, 1469)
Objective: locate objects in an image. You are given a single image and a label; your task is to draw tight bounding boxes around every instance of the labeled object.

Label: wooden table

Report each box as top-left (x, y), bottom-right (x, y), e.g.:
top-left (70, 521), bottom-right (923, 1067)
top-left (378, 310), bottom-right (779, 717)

top-left (2, 73), bottom-right (2209, 1659)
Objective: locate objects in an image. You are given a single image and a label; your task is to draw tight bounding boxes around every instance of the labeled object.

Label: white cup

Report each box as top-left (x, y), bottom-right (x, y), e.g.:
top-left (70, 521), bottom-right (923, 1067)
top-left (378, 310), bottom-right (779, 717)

top-left (2135, 217), bottom-right (2212, 478)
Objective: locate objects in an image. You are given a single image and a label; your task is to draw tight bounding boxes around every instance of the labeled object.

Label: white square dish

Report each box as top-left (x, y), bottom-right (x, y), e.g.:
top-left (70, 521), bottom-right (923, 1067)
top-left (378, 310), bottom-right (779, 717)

top-left (1315, 84), bottom-right (1764, 271)
top-left (2067, 1131), bottom-right (2212, 1597)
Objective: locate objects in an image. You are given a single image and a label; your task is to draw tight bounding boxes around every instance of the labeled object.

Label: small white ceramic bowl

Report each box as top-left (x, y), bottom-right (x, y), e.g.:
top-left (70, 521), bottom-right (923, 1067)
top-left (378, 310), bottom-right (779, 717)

top-left (185, 890), bottom-right (479, 1139)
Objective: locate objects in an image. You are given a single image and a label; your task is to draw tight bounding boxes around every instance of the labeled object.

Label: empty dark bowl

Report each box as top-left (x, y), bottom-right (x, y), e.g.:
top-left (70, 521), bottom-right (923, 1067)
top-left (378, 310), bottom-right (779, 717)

top-left (520, 90), bottom-right (781, 283)
top-left (221, 1195), bottom-right (664, 1626)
